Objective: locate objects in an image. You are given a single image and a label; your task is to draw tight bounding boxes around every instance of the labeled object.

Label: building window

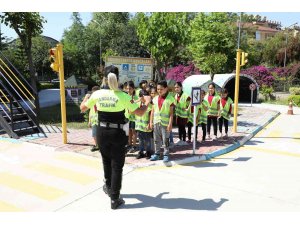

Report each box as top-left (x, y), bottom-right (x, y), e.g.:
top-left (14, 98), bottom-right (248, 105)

top-left (71, 89), bottom-right (77, 97)
top-left (256, 31), bottom-right (261, 41)
top-left (78, 89), bottom-right (82, 96)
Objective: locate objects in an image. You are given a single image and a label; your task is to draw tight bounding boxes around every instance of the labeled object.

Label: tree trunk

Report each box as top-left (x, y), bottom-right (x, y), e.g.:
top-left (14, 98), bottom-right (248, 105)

top-left (210, 73), bottom-right (215, 81)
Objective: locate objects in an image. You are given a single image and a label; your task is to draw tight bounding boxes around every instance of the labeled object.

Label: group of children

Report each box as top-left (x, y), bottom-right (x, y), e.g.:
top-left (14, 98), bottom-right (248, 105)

top-left (89, 79), bottom-right (233, 163)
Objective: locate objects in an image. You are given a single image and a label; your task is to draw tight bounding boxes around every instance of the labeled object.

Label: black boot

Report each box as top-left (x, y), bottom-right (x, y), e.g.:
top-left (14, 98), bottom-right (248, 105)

top-left (111, 198), bottom-right (125, 210)
top-left (103, 185), bottom-right (111, 197)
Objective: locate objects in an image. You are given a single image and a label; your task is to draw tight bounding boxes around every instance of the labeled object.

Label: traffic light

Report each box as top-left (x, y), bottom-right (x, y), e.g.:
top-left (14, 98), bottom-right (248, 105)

top-left (49, 48), bottom-right (59, 72)
top-left (241, 52), bottom-right (248, 66)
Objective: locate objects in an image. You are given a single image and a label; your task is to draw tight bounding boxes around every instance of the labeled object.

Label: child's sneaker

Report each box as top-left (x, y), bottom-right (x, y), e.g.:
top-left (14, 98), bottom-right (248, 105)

top-left (150, 154), bottom-right (160, 161)
top-left (224, 133), bottom-right (228, 138)
top-left (145, 151), bottom-right (152, 159)
top-left (163, 155), bottom-right (169, 162)
top-left (212, 135), bottom-right (217, 141)
top-left (91, 145), bottom-right (99, 152)
top-left (207, 134), bottom-right (211, 139)
top-left (136, 151), bottom-right (145, 159)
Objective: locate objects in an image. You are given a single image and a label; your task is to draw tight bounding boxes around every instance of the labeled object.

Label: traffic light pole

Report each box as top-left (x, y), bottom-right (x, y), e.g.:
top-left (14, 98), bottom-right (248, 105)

top-left (233, 49), bottom-right (242, 133)
top-left (57, 44), bottom-right (67, 144)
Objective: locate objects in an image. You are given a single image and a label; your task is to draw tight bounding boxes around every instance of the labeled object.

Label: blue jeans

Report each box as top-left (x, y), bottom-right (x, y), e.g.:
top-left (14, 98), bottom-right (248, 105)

top-left (138, 131), bottom-right (152, 153)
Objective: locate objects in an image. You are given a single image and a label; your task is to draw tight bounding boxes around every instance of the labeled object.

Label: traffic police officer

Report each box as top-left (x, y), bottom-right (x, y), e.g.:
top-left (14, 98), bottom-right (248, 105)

top-left (80, 65), bottom-right (151, 209)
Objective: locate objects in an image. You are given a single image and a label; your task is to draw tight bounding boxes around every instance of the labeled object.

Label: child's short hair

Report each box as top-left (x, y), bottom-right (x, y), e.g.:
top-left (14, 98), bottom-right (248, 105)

top-left (91, 86), bottom-right (100, 92)
top-left (221, 88), bottom-right (228, 94)
top-left (139, 89), bottom-right (150, 97)
top-left (157, 80), bottom-right (168, 88)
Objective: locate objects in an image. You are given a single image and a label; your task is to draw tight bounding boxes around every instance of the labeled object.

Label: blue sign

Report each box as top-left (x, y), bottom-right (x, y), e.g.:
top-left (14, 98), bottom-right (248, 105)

top-left (122, 64), bottom-right (129, 71)
top-left (137, 64), bottom-right (144, 71)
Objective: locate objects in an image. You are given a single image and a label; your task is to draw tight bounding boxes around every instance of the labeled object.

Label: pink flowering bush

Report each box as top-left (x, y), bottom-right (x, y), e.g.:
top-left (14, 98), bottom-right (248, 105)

top-left (166, 63), bottom-right (201, 82)
top-left (241, 66), bottom-right (275, 87)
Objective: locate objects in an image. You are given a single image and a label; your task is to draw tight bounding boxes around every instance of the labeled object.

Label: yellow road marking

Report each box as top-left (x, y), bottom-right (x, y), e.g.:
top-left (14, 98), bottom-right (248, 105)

top-left (240, 146), bottom-right (300, 158)
top-left (55, 154), bottom-right (100, 169)
top-left (0, 172), bottom-right (66, 201)
top-left (293, 133), bottom-right (300, 143)
top-left (0, 200), bottom-right (25, 212)
top-left (266, 130), bottom-right (282, 138)
top-left (26, 163), bottom-right (98, 185)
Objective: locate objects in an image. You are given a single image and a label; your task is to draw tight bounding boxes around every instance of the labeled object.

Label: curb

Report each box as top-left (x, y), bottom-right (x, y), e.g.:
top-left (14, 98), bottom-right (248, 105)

top-left (131, 110), bottom-right (281, 168)
top-left (204, 111), bottom-right (281, 161)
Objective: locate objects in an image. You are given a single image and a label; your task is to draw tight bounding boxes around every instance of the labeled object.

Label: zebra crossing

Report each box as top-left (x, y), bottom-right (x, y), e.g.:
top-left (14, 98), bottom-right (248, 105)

top-left (0, 138), bottom-right (103, 211)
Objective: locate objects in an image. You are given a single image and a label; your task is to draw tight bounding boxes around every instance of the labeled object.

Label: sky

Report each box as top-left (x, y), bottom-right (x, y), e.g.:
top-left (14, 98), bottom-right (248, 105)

top-left (1, 12), bottom-right (300, 41)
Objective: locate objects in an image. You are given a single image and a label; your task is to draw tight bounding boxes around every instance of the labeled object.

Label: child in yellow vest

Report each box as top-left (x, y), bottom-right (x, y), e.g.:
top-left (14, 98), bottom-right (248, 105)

top-left (88, 86), bottom-right (100, 151)
top-left (198, 90), bottom-right (209, 142)
top-left (205, 83), bottom-right (221, 141)
top-left (149, 80), bottom-right (174, 163)
top-left (135, 89), bottom-right (153, 159)
top-left (174, 81), bottom-right (191, 145)
top-left (125, 81), bottom-right (139, 152)
top-left (219, 88), bottom-right (233, 138)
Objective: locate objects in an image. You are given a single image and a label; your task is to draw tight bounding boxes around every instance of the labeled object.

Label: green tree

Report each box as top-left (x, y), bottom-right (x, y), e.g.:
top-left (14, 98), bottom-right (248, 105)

top-left (31, 36), bottom-right (52, 81)
top-left (61, 12), bottom-right (87, 79)
top-left (136, 12), bottom-right (190, 80)
top-left (189, 13), bottom-right (236, 80)
top-left (0, 12), bottom-right (45, 93)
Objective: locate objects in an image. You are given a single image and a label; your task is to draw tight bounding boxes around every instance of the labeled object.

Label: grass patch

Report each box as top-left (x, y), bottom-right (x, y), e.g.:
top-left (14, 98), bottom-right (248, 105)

top-left (40, 104), bottom-right (89, 129)
top-left (263, 99), bottom-right (289, 105)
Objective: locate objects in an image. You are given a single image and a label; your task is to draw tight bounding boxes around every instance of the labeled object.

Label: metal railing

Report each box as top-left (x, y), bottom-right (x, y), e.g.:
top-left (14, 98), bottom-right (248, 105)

top-left (0, 51), bottom-right (37, 117)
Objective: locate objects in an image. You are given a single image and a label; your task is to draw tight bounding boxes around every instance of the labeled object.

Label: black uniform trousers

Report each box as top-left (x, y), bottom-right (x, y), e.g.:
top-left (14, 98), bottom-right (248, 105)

top-left (97, 126), bottom-right (127, 200)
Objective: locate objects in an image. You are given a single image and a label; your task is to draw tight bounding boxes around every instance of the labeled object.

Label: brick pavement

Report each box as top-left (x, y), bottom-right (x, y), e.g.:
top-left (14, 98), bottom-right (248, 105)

top-left (7, 105), bottom-right (278, 167)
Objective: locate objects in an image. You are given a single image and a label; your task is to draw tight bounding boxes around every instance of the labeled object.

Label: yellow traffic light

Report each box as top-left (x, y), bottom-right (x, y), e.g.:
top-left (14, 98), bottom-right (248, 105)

top-left (241, 52), bottom-right (248, 66)
top-left (49, 48), bottom-right (59, 72)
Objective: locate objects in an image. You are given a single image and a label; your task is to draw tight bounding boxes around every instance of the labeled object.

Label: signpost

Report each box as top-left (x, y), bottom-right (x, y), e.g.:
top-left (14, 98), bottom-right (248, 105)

top-left (191, 87), bottom-right (201, 155)
top-left (105, 56), bottom-right (154, 86)
top-left (249, 83), bottom-right (256, 107)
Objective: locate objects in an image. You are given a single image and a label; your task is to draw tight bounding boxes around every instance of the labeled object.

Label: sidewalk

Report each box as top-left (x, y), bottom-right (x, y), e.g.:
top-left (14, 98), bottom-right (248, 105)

top-left (7, 104), bottom-right (279, 167)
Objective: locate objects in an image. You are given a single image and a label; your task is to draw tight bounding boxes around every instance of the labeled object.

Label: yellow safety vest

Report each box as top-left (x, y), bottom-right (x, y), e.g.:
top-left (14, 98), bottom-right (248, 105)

top-left (175, 92), bottom-right (190, 118)
top-left (153, 93), bottom-right (174, 127)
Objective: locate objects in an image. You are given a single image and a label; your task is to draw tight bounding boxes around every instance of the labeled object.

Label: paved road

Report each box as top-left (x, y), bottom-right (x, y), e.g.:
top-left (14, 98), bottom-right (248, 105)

top-left (0, 104), bottom-right (299, 212)
top-left (59, 106), bottom-right (300, 212)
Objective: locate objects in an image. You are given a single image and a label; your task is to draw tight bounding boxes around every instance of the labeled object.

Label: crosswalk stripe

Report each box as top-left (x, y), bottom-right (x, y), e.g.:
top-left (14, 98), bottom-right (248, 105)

top-left (0, 200), bottom-right (25, 212)
top-left (293, 133), bottom-right (300, 143)
top-left (0, 172), bottom-right (66, 201)
top-left (26, 163), bottom-right (98, 185)
top-left (55, 154), bottom-right (100, 169)
top-left (266, 130), bottom-right (282, 138)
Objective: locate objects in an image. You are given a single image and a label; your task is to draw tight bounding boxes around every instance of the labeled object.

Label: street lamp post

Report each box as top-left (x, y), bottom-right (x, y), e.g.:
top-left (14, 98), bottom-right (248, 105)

top-left (92, 20), bottom-right (102, 71)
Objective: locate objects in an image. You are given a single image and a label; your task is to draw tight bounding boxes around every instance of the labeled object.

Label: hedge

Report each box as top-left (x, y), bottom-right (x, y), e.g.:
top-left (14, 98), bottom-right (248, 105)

top-left (288, 95), bottom-right (300, 107)
top-left (289, 87), bottom-right (300, 95)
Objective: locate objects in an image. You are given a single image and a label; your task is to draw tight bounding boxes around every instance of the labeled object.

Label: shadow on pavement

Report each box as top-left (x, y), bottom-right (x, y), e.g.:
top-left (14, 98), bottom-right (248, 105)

top-left (180, 161), bottom-right (228, 168)
top-left (122, 192), bottom-right (228, 210)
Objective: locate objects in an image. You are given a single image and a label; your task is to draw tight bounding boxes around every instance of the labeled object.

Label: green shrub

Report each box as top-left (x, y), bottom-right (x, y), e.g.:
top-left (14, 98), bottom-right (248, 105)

top-left (260, 85), bottom-right (274, 101)
top-left (288, 95), bottom-right (300, 107)
top-left (289, 87), bottom-right (300, 95)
